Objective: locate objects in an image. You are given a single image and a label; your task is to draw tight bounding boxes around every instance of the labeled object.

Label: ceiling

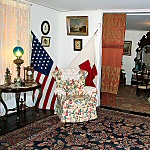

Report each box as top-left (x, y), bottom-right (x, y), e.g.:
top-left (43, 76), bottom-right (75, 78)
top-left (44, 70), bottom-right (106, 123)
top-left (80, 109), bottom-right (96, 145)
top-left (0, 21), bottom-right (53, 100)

top-left (25, 0), bottom-right (150, 31)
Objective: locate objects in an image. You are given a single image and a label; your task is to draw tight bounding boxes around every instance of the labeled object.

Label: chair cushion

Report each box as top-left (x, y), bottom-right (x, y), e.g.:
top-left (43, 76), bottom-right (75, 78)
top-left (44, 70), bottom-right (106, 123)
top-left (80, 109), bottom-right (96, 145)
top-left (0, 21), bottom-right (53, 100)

top-left (138, 85), bottom-right (150, 89)
top-left (67, 95), bottom-right (90, 105)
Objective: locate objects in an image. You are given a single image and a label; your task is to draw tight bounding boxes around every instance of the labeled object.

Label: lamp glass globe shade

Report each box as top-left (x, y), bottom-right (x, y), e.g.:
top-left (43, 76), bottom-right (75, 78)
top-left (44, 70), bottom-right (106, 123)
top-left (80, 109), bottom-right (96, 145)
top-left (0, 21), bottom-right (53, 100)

top-left (13, 46), bottom-right (24, 57)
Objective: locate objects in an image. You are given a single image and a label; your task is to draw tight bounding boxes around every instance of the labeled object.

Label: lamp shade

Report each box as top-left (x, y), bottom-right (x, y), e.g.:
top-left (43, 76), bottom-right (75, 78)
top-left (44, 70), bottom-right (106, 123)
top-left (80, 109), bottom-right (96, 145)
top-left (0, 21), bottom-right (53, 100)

top-left (13, 46), bottom-right (24, 58)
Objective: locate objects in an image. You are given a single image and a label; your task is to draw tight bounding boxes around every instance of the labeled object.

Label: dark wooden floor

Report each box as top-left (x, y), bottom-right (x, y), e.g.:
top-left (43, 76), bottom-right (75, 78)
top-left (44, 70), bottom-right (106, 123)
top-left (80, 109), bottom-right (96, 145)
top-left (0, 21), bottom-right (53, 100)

top-left (1, 105), bottom-right (150, 136)
top-left (0, 108), bottom-right (54, 136)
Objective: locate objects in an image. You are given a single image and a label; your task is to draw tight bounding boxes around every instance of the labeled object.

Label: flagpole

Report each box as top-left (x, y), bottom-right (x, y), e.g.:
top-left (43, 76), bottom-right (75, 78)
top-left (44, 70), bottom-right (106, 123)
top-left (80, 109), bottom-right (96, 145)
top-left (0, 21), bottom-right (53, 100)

top-left (94, 29), bottom-right (98, 35)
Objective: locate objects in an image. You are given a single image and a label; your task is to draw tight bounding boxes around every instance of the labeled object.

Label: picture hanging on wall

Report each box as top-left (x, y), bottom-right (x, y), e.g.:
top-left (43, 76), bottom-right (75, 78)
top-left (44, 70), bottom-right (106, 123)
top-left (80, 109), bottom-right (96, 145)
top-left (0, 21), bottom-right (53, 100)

top-left (66, 16), bottom-right (88, 36)
top-left (41, 20), bottom-right (50, 35)
top-left (74, 39), bottom-right (82, 51)
top-left (123, 41), bottom-right (132, 56)
top-left (41, 36), bottom-right (51, 47)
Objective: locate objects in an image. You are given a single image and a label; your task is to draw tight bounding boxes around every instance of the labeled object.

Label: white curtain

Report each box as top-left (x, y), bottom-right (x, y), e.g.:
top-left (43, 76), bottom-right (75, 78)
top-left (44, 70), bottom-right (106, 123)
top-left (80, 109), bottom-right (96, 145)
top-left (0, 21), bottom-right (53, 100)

top-left (0, 0), bottom-right (31, 84)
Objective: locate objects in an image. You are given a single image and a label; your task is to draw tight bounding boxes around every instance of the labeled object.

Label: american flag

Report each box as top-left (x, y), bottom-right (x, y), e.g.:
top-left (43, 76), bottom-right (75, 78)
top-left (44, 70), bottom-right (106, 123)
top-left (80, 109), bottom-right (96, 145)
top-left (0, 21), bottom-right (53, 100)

top-left (31, 31), bottom-right (57, 110)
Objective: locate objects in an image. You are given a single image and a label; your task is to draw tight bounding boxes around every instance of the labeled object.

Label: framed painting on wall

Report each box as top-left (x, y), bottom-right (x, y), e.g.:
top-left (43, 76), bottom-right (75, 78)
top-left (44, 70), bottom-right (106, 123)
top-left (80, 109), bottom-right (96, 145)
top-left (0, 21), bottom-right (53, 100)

top-left (74, 39), bottom-right (82, 51)
top-left (66, 16), bottom-right (88, 36)
top-left (41, 36), bottom-right (51, 47)
top-left (123, 41), bottom-right (132, 56)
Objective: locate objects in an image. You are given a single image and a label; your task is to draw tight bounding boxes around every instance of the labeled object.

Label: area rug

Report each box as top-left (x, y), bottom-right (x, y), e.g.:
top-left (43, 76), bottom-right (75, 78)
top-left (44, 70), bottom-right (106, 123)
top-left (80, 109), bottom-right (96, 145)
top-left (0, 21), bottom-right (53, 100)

top-left (0, 115), bottom-right (61, 149)
top-left (116, 85), bottom-right (150, 115)
top-left (1, 107), bottom-right (150, 150)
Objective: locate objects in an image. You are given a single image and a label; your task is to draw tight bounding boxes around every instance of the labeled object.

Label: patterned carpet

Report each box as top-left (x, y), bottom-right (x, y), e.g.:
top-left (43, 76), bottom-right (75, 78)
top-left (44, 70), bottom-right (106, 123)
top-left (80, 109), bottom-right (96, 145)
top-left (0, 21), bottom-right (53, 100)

top-left (0, 107), bottom-right (150, 150)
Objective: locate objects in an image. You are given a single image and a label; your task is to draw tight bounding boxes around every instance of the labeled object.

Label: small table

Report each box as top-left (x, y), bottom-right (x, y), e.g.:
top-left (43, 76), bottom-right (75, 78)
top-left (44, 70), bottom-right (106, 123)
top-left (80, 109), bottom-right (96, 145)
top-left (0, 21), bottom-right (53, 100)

top-left (0, 82), bottom-right (42, 121)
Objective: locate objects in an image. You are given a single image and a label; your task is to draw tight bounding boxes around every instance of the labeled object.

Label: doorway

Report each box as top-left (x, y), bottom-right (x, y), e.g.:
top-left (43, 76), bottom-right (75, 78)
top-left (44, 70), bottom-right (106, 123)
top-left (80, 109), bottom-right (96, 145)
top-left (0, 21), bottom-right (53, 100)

top-left (101, 12), bottom-right (150, 115)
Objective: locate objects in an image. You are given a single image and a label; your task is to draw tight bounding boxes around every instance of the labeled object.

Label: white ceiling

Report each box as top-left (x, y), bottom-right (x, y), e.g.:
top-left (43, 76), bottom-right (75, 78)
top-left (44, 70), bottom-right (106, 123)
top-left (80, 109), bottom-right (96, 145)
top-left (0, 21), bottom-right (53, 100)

top-left (25, 0), bottom-right (150, 31)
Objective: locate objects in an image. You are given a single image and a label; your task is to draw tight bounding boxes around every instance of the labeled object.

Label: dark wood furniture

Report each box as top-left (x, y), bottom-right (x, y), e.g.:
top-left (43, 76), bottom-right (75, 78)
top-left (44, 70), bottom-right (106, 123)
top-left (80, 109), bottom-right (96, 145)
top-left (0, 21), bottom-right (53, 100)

top-left (0, 82), bottom-right (42, 121)
top-left (120, 69), bottom-right (126, 86)
top-left (131, 73), bottom-right (137, 86)
top-left (132, 31), bottom-right (150, 73)
top-left (136, 71), bottom-right (150, 97)
top-left (131, 31), bottom-right (150, 86)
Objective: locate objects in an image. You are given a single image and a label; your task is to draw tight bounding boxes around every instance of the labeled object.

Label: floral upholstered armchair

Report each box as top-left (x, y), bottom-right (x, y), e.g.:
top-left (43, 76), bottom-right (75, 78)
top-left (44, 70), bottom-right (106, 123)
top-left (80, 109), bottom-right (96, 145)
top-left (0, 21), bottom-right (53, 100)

top-left (52, 68), bottom-right (98, 123)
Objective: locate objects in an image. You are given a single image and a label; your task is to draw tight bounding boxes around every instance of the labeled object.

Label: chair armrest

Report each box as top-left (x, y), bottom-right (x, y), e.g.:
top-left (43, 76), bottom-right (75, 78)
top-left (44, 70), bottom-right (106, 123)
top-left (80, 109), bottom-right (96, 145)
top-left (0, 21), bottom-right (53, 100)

top-left (82, 86), bottom-right (98, 97)
top-left (54, 88), bottom-right (66, 96)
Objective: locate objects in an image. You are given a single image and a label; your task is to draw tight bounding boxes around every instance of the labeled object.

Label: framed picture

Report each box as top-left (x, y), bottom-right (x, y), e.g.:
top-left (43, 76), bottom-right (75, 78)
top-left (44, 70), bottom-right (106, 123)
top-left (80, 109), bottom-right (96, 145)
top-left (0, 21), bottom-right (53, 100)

top-left (66, 16), bottom-right (88, 36)
top-left (123, 41), bottom-right (132, 56)
top-left (41, 36), bottom-right (51, 47)
top-left (41, 20), bottom-right (50, 35)
top-left (74, 39), bottom-right (82, 51)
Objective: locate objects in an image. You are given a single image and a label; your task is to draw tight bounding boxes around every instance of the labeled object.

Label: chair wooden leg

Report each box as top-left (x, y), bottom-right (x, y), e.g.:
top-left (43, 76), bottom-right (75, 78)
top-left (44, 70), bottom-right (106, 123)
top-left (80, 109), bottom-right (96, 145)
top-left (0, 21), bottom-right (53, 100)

top-left (146, 89), bottom-right (149, 98)
top-left (136, 88), bottom-right (139, 96)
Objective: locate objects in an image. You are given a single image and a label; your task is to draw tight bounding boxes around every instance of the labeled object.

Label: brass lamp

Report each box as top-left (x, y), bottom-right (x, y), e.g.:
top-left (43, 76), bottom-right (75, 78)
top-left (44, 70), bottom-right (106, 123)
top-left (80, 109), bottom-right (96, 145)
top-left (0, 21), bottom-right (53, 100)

top-left (13, 46), bottom-right (24, 86)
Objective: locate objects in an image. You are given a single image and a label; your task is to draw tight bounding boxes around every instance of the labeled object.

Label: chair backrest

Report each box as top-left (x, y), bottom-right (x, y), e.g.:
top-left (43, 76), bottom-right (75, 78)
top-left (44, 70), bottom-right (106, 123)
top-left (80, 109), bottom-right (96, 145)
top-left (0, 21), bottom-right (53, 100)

top-left (52, 68), bottom-right (88, 94)
top-left (136, 71), bottom-right (150, 87)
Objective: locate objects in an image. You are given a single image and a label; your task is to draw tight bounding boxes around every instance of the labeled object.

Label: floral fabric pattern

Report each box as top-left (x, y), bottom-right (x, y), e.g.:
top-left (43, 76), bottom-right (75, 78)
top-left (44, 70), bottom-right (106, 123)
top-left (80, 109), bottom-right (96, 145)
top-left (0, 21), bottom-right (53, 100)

top-left (52, 68), bottom-right (98, 122)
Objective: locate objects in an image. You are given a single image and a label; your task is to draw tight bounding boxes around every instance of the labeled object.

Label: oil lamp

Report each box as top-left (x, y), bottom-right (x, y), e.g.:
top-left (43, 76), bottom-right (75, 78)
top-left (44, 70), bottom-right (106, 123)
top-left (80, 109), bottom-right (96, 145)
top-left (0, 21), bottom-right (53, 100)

top-left (13, 46), bottom-right (24, 86)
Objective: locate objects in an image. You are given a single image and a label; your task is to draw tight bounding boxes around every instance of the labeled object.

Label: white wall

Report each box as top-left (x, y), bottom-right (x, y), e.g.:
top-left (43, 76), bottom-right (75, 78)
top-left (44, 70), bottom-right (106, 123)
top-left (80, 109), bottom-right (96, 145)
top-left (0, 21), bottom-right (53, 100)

top-left (31, 4), bottom-right (101, 69)
top-left (123, 30), bottom-right (148, 85)
top-left (57, 10), bottom-right (101, 68)
top-left (31, 4), bottom-right (60, 66)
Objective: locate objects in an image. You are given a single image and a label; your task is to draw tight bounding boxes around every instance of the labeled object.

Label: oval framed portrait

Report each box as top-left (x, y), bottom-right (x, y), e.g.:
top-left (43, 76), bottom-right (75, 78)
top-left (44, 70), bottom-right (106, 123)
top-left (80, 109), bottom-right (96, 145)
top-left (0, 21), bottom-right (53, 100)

top-left (41, 20), bottom-right (50, 35)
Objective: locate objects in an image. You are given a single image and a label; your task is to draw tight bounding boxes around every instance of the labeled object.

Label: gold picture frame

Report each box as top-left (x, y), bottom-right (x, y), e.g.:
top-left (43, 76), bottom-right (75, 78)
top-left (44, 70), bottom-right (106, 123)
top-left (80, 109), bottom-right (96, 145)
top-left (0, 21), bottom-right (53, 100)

top-left (41, 36), bottom-right (51, 47)
top-left (74, 39), bottom-right (82, 51)
top-left (66, 16), bottom-right (88, 36)
top-left (123, 41), bottom-right (132, 56)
